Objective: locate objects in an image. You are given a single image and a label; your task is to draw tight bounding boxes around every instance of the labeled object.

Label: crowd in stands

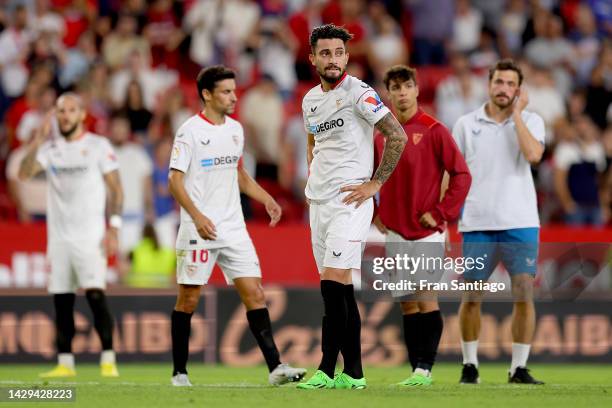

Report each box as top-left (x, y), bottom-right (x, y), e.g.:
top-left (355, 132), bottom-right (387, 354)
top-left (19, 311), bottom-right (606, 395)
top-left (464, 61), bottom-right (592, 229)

top-left (1, 0), bottom-right (610, 263)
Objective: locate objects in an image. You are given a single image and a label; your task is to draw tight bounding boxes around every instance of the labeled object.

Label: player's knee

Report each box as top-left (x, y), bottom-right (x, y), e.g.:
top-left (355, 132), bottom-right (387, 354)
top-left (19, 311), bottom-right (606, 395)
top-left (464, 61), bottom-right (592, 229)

top-left (512, 277), bottom-right (534, 301)
top-left (400, 301), bottom-right (419, 315)
top-left (461, 299), bottom-right (482, 312)
top-left (417, 300), bottom-right (439, 313)
top-left (242, 287), bottom-right (266, 310)
top-left (175, 294), bottom-right (199, 313)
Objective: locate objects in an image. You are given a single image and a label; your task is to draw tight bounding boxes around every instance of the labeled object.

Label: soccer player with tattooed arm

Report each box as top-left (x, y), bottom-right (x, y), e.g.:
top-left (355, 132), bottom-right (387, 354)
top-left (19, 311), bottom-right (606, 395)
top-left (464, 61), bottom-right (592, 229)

top-left (297, 24), bottom-right (408, 390)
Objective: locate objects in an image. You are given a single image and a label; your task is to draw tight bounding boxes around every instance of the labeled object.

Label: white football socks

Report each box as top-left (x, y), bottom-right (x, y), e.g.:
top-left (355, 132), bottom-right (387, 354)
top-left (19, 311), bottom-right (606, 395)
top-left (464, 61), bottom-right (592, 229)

top-left (461, 340), bottom-right (479, 366)
top-left (58, 353), bottom-right (75, 369)
top-left (101, 350), bottom-right (116, 365)
top-left (510, 343), bottom-right (531, 376)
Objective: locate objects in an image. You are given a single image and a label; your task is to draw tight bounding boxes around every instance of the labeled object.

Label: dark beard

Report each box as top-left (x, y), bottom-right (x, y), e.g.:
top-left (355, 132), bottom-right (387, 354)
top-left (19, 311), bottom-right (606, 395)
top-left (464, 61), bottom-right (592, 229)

top-left (59, 122), bottom-right (79, 138)
top-left (318, 68), bottom-right (345, 85)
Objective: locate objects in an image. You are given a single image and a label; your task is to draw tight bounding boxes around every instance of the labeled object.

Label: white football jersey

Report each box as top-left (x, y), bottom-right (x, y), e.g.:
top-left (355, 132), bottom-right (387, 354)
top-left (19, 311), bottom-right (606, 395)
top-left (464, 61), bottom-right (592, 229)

top-left (302, 73), bottom-right (390, 201)
top-left (36, 133), bottom-right (119, 245)
top-left (170, 113), bottom-right (248, 249)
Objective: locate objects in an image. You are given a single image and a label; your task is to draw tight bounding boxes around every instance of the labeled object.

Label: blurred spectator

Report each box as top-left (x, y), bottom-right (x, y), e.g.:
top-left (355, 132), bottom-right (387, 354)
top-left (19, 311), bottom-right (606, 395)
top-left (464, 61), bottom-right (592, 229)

top-left (151, 137), bottom-right (178, 249)
top-left (16, 87), bottom-right (56, 145)
top-left (435, 52), bottom-right (487, 129)
top-left (143, 0), bottom-right (184, 70)
top-left (554, 115), bottom-right (608, 226)
top-left (567, 88), bottom-right (587, 121)
top-left (60, 0), bottom-right (97, 48)
top-left (570, 3), bottom-right (603, 86)
top-left (29, 0), bottom-right (65, 39)
top-left (452, 0), bottom-right (483, 54)
top-left (499, 0), bottom-right (528, 57)
top-left (322, 0), bottom-right (369, 72)
top-left (405, 0), bottom-right (454, 65)
top-left (247, 4), bottom-right (298, 97)
top-left (468, 27), bottom-right (500, 70)
top-left (183, 0), bottom-right (260, 78)
top-left (240, 75), bottom-right (283, 179)
top-left (121, 80), bottom-right (153, 135)
top-left (588, 0), bottom-right (612, 35)
top-left (524, 14), bottom-right (574, 96)
top-left (107, 114), bottom-right (154, 254)
top-left (288, 0), bottom-right (324, 81)
top-left (524, 64), bottom-right (566, 143)
top-left (58, 30), bottom-right (97, 89)
top-left (125, 223), bottom-right (175, 288)
top-left (367, 2), bottom-right (408, 83)
top-left (279, 112), bottom-right (308, 202)
top-left (102, 13), bottom-right (151, 71)
top-left (0, 5), bottom-right (32, 101)
top-left (584, 41), bottom-right (611, 130)
top-left (109, 49), bottom-right (178, 111)
top-left (161, 89), bottom-right (191, 134)
top-left (27, 33), bottom-right (62, 85)
top-left (4, 80), bottom-right (41, 150)
top-left (470, 0), bottom-right (506, 29)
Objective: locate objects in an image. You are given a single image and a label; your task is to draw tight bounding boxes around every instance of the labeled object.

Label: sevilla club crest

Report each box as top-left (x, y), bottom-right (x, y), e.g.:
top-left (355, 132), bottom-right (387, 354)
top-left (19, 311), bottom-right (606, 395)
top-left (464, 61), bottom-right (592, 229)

top-left (412, 133), bottom-right (423, 145)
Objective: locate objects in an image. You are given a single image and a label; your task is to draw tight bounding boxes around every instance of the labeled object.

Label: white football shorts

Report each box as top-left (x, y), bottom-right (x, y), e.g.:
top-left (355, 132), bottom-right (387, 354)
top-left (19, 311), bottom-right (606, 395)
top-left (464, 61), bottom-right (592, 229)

top-left (309, 192), bottom-right (374, 273)
top-left (176, 240), bottom-right (261, 285)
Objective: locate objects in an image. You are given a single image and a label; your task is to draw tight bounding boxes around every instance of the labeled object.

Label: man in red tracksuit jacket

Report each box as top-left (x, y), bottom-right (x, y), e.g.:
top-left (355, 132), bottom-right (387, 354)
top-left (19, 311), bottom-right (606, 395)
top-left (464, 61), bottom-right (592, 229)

top-left (373, 65), bottom-right (471, 386)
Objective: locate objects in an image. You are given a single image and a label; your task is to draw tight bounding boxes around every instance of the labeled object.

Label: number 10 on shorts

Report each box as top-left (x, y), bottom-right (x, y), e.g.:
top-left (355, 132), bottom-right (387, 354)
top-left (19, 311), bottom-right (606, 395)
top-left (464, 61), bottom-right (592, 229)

top-left (191, 249), bottom-right (209, 263)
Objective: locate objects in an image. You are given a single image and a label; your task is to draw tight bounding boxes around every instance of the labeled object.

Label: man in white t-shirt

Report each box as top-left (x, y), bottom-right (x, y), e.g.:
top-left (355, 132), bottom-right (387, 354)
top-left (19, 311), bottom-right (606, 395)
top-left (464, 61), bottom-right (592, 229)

top-left (108, 114), bottom-right (154, 254)
top-left (297, 24), bottom-right (408, 390)
top-left (18, 93), bottom-right (124, 379)
top-left (168, 65), bottom-right (305, 387)
top-left (452, 59), bottom-right (546, 385)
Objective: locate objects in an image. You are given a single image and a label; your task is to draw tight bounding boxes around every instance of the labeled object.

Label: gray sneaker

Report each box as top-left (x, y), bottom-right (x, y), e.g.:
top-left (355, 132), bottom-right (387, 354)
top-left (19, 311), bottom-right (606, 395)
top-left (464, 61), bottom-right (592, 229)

top-left (171, 373), bottom-right (192, 387)
top-left (269, 363), bottom-right (307, 386)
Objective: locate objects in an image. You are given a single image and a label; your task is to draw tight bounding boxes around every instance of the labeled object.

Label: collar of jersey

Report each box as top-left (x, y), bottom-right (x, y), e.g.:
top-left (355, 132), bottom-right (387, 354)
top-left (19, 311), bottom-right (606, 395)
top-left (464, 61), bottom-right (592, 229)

top-left (320, 71), bottom-right (348, 92)
top-left (476, 103), bottom-right (514, 126)
top-left (198, 112), bottom-right (226, 126)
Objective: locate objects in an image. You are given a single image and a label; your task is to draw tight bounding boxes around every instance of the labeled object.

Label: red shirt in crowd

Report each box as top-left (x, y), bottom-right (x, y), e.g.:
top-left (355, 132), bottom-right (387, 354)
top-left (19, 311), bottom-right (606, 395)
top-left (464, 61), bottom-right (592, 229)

top-left (374, 108), bottom-right (471, 240)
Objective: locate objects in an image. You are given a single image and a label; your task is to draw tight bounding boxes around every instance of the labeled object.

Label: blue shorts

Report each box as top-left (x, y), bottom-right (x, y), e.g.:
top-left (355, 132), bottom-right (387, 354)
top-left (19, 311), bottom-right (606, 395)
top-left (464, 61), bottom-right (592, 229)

top-left (462, 228), bottom-right (539, 281)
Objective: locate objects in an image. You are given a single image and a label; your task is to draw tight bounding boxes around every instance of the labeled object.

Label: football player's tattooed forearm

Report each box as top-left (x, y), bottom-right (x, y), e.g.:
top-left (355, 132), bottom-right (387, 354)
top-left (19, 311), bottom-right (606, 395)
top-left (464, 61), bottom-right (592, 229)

top-left (106, 172), bottom-right (124, 216)
top-left (373, 112), bottom-right (407, 184)
top-left (19, 149), bottom-right (39, 179)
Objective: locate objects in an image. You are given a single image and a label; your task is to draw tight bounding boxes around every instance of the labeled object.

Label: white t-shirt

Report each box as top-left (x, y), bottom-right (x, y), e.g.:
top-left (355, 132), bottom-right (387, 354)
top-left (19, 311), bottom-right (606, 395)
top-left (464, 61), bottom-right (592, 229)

top-left (452, 104), bottom-right (546, 232)
top-left (36, 133), bottom-right (119, 244)
top-left (302, 74), bottom-right (390, 201)
top-left (114, 143), bottom-right (153, 217)
top-left (170, 113), bottom-right (248, 249)
top-left (554, 141), bottom-right (606, 172)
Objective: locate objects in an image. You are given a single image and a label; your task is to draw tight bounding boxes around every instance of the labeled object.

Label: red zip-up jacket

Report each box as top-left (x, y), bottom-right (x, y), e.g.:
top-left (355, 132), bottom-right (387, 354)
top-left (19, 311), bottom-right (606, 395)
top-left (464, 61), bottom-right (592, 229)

top-left (374, 108), bottom-right (471, 240)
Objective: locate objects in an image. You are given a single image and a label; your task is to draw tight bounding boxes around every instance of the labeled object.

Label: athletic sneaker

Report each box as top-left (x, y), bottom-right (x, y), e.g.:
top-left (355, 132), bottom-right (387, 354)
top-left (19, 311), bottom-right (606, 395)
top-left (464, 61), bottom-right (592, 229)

top-left (509, 367), bottom-right (544, 384)
top-left (333, 372), bottom-right (367, 389)
top-left (459, 363), bottom-right (480, 384)
top-left (101, 362), bottom-right (119, 377)
top-left (269, 363), bottom-right (307, 386)
top-left (171, 373), bottom-right (192, 387)
top-left (39, 364), bottom-right (76, 378)
top-left (296, 370), bottom-right (335, 389)
top-left (398, 372), bottom-right (433, 387)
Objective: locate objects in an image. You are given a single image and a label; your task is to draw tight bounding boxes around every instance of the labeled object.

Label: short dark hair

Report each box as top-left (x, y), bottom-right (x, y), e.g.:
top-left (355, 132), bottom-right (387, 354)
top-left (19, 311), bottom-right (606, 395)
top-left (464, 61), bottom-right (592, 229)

top-left (489, 59), bottom-right (524, 85)
top-left (309, 24), bottom-right (353, 51)
top-left (383, 65), bottom-right (417, 90)
top-left (196, 65), bottom-right (236, 102)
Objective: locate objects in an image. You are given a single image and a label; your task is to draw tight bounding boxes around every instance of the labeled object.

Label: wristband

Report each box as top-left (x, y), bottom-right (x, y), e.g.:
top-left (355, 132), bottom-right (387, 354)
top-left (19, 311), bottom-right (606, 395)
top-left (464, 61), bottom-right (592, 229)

top-left (109, 214), bottom-right (123, 229)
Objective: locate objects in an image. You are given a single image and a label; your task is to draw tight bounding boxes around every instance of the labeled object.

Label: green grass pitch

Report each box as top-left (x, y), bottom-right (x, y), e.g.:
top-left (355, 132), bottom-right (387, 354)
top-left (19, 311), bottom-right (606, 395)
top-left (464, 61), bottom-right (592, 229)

top-left (1, 363), bottom-right (611, 407)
